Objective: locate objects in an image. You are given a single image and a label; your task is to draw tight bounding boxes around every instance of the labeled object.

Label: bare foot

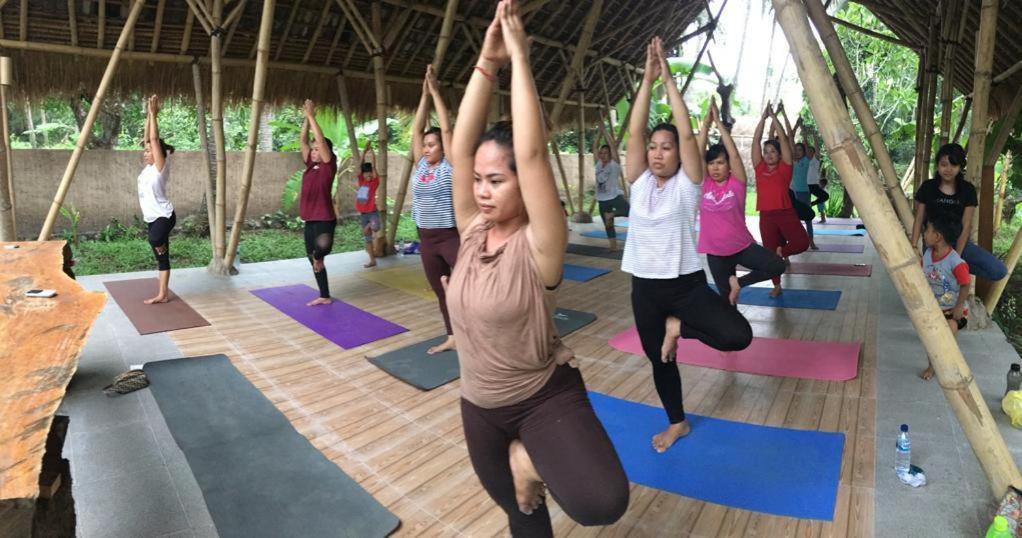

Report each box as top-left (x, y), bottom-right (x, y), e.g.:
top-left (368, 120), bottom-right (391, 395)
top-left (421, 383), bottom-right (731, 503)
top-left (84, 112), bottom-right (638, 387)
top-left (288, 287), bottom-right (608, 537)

top-left (661, 317), bottom-right (681, 362)
top-left (728, 276), bottom-right (741, 306)
top-left (768, 285), bottom-right (783, 298)
top-left (919, 366), bottom-right (934, 381)
top-left (306, 297), bottom-right (332, 306)
top-left (143, 295), bottom-right (168, 305)
top-left (819, 216), bottom-right (827, 224)
top-left (363, 260), bottom-right (377, 268)
top-left (652, 421), bottom-right (691, 453)
top-left (427, 335), bottom-right (457, 354)
top-left (509, 440), bottom-right (545, 515)
top-left (809, 241), bottom-right (819, 251)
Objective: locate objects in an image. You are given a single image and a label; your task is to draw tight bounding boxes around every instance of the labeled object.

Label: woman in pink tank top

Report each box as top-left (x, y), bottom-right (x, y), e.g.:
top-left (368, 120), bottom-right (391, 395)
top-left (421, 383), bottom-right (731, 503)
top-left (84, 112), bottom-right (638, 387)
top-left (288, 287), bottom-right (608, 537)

top-left (445, 2), bottom-right (627, 535)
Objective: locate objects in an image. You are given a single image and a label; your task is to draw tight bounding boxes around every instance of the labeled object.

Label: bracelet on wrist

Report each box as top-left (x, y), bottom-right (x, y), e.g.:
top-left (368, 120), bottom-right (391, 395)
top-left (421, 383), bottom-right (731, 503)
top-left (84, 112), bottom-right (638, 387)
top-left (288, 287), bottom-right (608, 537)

top-left (474, 65), bottom-right (496, 82)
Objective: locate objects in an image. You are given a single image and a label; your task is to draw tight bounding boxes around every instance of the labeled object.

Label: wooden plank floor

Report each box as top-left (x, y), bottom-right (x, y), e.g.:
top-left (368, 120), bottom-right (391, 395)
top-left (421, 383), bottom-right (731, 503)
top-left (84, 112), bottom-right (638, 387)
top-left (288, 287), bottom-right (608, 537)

top-left (169, 244), bottom-right (877, 537)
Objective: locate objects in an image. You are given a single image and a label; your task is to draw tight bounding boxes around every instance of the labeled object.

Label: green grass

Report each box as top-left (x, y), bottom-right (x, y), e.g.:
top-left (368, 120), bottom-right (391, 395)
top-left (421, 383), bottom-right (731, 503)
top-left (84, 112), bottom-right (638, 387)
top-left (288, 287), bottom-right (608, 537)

top-left (71, 213), bottom-right (425, 276)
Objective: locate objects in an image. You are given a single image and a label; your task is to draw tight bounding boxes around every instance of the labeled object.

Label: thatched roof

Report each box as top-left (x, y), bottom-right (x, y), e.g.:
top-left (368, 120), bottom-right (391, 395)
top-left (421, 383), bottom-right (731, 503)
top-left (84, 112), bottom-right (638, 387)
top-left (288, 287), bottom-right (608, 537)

top-left (853, 0), bottom-right (1022, 117)
top-left (0, 0), bottom-right (705, 123)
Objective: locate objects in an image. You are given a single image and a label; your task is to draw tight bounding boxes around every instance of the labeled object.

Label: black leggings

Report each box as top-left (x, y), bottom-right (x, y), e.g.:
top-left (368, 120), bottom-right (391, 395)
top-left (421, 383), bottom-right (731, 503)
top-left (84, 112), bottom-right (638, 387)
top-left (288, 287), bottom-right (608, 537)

top-left (631, 272), bottom-right (752, 424)
top-left (810, 184), bottom-right (830, 210)
top-left (461, 365), bottom-right (629, 537)
top-left (304, 219), bottom-right (336, 298)
top-left (706, 243), bottom-right (787, 300)
top-left (147, 212), bottom-right (176, 271)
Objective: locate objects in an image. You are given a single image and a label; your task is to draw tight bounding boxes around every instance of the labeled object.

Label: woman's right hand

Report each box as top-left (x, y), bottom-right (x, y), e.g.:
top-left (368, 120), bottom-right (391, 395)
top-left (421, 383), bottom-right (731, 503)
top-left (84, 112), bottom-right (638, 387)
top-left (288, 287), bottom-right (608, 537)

top-left (643, 39), bottom-right (660, 83)
top-left (762, 102), bottom-right (773, 119)
top-left (425, 64), bottom-right (440, 94)
top-left (498, 0), bottom-right (530, 62)
top-left (480, 1), bottom-right (511, 70)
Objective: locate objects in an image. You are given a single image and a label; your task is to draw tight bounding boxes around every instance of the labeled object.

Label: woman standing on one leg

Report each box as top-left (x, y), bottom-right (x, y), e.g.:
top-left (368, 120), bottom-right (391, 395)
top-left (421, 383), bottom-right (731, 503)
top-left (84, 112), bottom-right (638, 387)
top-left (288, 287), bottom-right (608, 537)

top-left (594, 138), bottom-right (628, 251)
top-left (447, 3), bottom-right (628, 535)
top-left (357, 141), bottom-right (382, 268)
top-left (411, 64), bottom-right (459, 354)
top-left (911, 143), bottom-right (1008, 282)
top-left (624, 38), bottom-right (752, 453)
top-left (806, 131), bottom-right (829, 222)
top-left (752, 104), bottom-right (810, 297)
top-left (697, 99), bottom-right (785, 305)
top-left (298, 99), bottom-right (337, 306)
top-left (139, 95), bottom-right (176, 304)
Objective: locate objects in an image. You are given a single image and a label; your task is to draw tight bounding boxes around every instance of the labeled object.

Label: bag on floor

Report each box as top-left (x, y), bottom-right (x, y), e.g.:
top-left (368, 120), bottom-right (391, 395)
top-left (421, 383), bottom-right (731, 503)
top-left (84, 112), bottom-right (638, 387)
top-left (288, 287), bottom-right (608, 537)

top-left (994, 486), bottom-right (1022, 537)
top-left (103, 369), bottom-right (150, 396)
top-left (1002, 390), bottom-right (1022, 428)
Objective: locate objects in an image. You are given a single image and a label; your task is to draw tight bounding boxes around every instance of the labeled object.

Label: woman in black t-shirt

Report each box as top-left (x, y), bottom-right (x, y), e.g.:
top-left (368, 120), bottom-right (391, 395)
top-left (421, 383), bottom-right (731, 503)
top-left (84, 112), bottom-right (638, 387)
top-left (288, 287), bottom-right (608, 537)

top-left (910, 143), bottom-right (1007, 281)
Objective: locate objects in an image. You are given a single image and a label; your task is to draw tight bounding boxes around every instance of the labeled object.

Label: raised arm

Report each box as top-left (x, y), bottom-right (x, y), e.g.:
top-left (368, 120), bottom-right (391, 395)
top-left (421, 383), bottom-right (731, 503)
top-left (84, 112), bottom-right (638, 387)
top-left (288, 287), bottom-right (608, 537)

top-left (696, 100), bottom-right (713, 157)
top-left (304, 100), bottom-right (332, 164)
top-left (363, 141), bottom-right (377, 175)
top-left (776, 103), bottom-right (795, 140)
top-left (410, 79), bottom-right (432, 163)
top-left (425, 64), bottom-right (453, 153)
top-left (714, 100), bottom-right (746, 184)
top-left (300, 117), bottom-right (310, 162)
top-left (656, 38), bottom-right (701, 183)
top-left (771, 110), bottom-right (793, 165)
top-left (625, 41), bottom-right (659, 183)
top-left (751, 104), bottom-right (771, 168)
top-left (148, 95), bottom-right (166, 172)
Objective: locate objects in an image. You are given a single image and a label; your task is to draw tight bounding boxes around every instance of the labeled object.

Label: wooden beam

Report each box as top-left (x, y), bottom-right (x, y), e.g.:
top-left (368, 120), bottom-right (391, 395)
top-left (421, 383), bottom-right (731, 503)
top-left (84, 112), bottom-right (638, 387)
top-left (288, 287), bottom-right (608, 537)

top-left (370, 1), bottom-right (389, 247)
top-left (324, 17), bottom-right (346, 66)
top-left (38, 0), bottom-right (145, 241)
top-left (337, 0), bottom-right (381, 53)
top-left (209, 0), bottom-right (228, 269)
top-left (223, 0), bottom-right (275, 270)
top-left (274, 0), bottom-right (301, 61)
top-left (953, 96), bottom-right (972, 144)
top-left (964, 0), bottom-right (999, 245)
top-left (67, 0), bottom-right (78, 47)
top-left (773, 0), bottom-right (1022, 501)
top-left (303, 2), bottom-right (332, 63)
top-left (550, 139), bottom-right (574, 214)
top-left (0, 58), bottom-right (11, 239)
top-left (916, 14), bottom-right (940, 189)
top-left (938, 0), bottom-right (962, 146)
top-left (150, 0), bottom-right (166, 53)
top-left (806, 0), bottom-right (914, 233)
top-left (984, 83), bottom-right (1022, 167)
top-left (994, 58), bottom-right (1022, 85)
top-left (18, 0), bottom-right (25, 41)
top-left (680, 0), bottom-right (726, 96)
top-left (179, 9), bottom-right (194, 54)
top-left (185, 0), bottom-right (214, 35)
top-left (192, 61), bottom-right (216, 247)
top-left (96, 0), bottom-right (105, 49)
top-left (548, 0), bottom-right (602, 126)
top-left (828, 15), bottom-right (915, 49)
top-left (432, 0), bottom-right (459, 70)
top-left (986, 153), bottom-right (1019, 312)
top-left (222, 0), bottom-right (248, 53)
top-left (575, 92), bottom-right (586, 219)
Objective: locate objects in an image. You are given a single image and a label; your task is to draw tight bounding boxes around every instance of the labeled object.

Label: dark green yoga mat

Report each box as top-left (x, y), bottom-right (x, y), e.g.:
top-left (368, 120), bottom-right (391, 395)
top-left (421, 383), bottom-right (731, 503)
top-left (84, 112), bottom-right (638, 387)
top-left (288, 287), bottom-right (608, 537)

top-left (566, 243), bottom-right (623, 260)
top-left (368, 308), bottom-right (597, 390)
top-left (144, 355), bottom-right (400, 538)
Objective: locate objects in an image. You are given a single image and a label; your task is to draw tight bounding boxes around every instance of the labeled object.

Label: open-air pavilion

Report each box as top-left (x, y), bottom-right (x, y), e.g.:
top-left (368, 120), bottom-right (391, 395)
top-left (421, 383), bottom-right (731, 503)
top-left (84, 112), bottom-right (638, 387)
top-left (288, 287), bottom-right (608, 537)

top-left (4, 1), bottom-right (1022, 536)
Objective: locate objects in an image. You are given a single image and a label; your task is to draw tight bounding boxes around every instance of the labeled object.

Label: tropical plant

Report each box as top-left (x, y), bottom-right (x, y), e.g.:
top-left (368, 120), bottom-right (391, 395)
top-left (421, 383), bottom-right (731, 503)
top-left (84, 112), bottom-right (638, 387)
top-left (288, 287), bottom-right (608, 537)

top-left (58, 205), bottom-right (81, 247)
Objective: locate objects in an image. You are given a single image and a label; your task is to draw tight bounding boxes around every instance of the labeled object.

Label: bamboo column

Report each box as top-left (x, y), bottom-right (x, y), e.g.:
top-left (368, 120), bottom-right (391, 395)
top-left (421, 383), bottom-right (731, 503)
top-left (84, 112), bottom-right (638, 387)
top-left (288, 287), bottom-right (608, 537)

top-left (575, 92), bottom-right (587, 222)
top-left (550, 139), bottom-right (574, 214)
top-left (192, 61), bottom-right (216, 246)
top-left (914, 17), bottom-right (940, 190)
top-left (805, 0), bottom-right (913, 233)
top-left (985, 205), bottom-right (1022, 313)
top-left (371, 1), bottom-right (389, 248)
top-left (938, 0), bottom-right (966, 146)
top-left (222, 0), bottom-right (275, 270)
top-left (334, 73), bottom-right (361, 217)
top-left (210, 0), bottom-right (229, 271)
top-left (964, 0), bottom-right (999, 247)
top-left (0, 58), bottom-right (12, 240)
top-left (993, 152), bottom-right (1012, 235)
top-left (772, 0), bottom-right (1021, 499)
top-left (23, 100), bottom-right (35, 148)
top-left (38, 0), bottom-right (144, 241)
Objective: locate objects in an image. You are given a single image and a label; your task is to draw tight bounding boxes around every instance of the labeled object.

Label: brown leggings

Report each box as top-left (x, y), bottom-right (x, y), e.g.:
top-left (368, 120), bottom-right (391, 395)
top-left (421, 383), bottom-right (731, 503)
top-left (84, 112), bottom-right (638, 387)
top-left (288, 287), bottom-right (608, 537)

top-left (417, 226), bottom-right (460, 334)
top-left (460, 365), bottom-right (629, 537)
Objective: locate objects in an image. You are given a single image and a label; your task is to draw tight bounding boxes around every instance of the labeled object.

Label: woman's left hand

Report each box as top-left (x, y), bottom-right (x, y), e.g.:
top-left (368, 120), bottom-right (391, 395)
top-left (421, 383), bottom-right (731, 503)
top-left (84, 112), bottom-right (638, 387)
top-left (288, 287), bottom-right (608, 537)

top-left (653, 37), bottom-right (671, 82)
top-left (425, 64), bottom-right (440, 93)
top-left (498, 0), bottom-right (530, 62)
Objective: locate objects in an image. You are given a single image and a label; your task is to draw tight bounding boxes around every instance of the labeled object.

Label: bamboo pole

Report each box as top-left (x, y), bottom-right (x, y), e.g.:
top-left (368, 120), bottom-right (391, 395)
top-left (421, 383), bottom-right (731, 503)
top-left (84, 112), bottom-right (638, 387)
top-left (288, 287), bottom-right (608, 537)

top-left (985, 218), bottom-right (1022, 313)
top-left (805, 0), bottom-right (913, 233)
top-left (222, 0), bottom-right (275, 270)
top-left (983, 84), bottom-right (1022, 169)
top-left (37, 0), bottom-right (144, 241)
top-left (39, 106), bottom-right (48, 146)
top-left (938, 0), bottom-right (968, 146)
top-left (550, 139), bottom-right (574, 214)
top-left (964, 0), bottom-right (999, 246)
top-left (772, 0), bottom-right (1022, 500)
top-left (547, 0), bottom-right (602, 126)
top-left (192, 61), bottom-right (216, 246)
top-left (371, 1), bottom-right (389, 248)
top-left (828, 15), bottom-right (913, 48)
top-left (333, 74), bottom-right (361, 219)
top-left (953, 97), bottom-right (972, 144)
top-left (915, 18), bottom-right (940, 190)
top-left (575, 92), bottom-right (587, 222)
top-left (679, 0), bottom-right (726, 97)
top-left (0, 58), bottom-right (11, 240)
top-left (208, 0), bottom-right (229, 271)
top-left (23, 100), bottom-right (35, 148)
top-left (993, 152), bottom-right (1012, 235)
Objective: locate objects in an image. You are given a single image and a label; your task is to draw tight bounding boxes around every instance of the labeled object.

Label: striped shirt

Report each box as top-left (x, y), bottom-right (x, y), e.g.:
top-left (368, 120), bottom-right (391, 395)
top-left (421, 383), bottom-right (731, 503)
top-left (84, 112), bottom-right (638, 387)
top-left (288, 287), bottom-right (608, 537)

top-left (412, 156), bottom-right (456, 229)
top-left (621, 167), bottom-right (702, 279)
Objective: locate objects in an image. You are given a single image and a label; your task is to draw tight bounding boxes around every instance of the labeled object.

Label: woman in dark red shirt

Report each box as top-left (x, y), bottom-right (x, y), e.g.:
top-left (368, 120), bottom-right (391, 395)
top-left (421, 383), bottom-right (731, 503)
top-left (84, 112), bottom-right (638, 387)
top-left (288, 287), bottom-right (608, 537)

top-left (299, 99), bottom-right (338, 306)
top-left (751, 103), bottom-right (809, 297)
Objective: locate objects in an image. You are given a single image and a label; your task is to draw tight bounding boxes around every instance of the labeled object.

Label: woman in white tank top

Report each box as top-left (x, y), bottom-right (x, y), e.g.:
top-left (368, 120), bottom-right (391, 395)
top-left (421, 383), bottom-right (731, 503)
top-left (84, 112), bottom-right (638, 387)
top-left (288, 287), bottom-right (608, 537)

top-left (138, 95), bottom-right (176, 304)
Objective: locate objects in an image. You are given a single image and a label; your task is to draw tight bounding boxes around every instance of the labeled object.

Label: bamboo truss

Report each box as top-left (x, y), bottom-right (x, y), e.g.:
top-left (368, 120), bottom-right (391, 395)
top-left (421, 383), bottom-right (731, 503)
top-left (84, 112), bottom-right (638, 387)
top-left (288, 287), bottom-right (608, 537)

top-left (772, 0), bottom-right (1022, 501)
top-left (964, 0), bottom-right (999, 248)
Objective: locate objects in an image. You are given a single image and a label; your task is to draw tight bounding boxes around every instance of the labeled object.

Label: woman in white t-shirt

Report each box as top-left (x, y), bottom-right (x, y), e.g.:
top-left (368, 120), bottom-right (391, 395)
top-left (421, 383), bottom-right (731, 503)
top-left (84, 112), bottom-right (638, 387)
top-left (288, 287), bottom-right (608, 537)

top-left (138, 95), bottom-right (176, 304)
top-left (623, 38), bottom-right (752, 453)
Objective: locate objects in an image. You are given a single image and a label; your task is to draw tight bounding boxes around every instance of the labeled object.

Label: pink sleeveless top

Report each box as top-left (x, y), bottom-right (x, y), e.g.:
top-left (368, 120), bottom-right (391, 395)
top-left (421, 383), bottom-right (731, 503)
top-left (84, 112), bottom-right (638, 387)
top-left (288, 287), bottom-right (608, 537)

top-left (446, 218), bottom-right (574, 408)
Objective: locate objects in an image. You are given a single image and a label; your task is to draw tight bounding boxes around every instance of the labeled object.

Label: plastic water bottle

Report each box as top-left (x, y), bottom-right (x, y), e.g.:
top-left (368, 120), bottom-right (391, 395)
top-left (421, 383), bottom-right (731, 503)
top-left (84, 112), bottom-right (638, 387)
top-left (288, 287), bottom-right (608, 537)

top-left (1006, 363), bottom-right (1022, 396)
top-left (397, 240), bottom-right (406, 257)
top-left (895, 424), bottom-right (911, 475)
top-left (986, 515), bottom-right (1011, 538)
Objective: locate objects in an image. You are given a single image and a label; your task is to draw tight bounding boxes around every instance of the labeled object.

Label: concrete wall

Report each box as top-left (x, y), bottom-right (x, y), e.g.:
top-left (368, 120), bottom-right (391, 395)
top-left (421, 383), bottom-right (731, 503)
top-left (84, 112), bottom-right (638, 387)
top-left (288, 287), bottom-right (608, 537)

top-left (11, 148), bottom-right (607, 237)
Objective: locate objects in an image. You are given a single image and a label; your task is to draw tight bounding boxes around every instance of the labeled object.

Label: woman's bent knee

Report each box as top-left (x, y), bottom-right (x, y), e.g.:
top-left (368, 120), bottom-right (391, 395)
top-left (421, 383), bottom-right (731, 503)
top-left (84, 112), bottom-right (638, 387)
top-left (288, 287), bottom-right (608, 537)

top-left (569, 482), bottom-right (629, 526)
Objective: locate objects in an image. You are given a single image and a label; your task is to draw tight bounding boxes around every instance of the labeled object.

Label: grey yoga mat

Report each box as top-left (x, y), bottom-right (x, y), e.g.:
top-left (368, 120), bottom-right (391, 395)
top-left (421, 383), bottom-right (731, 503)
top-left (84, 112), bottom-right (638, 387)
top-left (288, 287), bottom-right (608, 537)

top-left (368, 308), bottom-right (597, 390)
top-left (144, 355), bottom-right (400, 538)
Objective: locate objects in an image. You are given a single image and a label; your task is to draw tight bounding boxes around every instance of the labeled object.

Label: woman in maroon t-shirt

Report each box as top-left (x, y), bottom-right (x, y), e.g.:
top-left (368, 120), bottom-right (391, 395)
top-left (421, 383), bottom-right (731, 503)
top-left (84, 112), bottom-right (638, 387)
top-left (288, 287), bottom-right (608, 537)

top-left (751, 103), bottom-right (809, 297)
top-left (299, 100), bottom-right (338, 306)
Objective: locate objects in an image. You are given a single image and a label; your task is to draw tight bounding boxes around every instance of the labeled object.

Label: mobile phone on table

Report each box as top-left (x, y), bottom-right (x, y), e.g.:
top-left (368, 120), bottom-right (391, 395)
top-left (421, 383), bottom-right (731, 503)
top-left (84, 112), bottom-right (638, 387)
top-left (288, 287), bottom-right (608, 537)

top-left (25, 289), bottom-right (57, 298)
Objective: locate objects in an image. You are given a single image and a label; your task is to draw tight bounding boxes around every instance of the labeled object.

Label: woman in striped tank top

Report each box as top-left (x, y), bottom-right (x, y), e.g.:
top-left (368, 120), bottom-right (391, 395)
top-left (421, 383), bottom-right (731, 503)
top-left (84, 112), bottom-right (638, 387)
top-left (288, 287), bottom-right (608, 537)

top-left (623, 38), bottom-right (752, 454)
top-left (411, 63), bottom-right (459, 354)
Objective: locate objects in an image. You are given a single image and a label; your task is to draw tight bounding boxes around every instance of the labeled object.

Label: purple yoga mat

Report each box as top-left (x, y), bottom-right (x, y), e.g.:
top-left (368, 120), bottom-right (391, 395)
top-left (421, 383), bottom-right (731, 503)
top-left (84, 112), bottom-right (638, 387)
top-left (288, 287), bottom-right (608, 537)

top-left (812, 243), bottom-right (866, 254)
top-left (251, 284), bottom-right (407, 349)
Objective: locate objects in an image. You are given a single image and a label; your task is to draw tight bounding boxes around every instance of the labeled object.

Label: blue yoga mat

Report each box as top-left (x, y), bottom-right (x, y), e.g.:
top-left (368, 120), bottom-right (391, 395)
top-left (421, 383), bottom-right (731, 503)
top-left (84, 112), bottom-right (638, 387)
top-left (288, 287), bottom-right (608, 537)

top-left (563, 263), bottom-right (611, 282)
top-left (814, 228), bottom-right (866, 236)
top-left (709, 284), bottom-right (841, 310)
top-left (581, 230), bottom-right (627, 240)
top-left (615, 218), bottom-right (629, 228)
top-left (589, 392), bottom-right (844, 520)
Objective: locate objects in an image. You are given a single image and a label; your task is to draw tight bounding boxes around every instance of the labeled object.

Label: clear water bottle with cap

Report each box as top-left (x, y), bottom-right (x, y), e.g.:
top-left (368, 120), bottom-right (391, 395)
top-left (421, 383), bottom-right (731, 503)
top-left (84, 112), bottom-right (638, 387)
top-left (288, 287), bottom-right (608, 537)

top-left (895, 424), bottom-right (911, 475)
top-left (1006, 363), bottom-right (1022, 396)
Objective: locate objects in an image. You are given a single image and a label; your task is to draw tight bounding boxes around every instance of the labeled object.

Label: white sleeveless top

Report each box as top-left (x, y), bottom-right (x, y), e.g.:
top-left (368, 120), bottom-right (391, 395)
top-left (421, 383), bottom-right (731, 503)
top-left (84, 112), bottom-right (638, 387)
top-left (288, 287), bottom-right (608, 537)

top-left (137, 159), bottom-right (174, 223)
top-left (621, 167), bottom-right (702, 279)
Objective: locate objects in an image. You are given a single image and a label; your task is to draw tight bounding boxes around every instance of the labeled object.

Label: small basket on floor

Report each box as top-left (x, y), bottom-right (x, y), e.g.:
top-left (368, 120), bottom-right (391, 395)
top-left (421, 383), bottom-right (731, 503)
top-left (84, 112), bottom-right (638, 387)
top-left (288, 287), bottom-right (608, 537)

top-left (995, 486), bottom-right (1022, 537)
top-left (103, 369), bottom-right (150, 396)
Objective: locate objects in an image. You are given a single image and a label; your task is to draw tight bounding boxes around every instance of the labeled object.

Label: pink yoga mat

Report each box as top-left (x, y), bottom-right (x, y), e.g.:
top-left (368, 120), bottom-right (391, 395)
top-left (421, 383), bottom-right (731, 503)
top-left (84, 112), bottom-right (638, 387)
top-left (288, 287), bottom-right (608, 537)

top-left (608, 326), bottom-right (860, 381)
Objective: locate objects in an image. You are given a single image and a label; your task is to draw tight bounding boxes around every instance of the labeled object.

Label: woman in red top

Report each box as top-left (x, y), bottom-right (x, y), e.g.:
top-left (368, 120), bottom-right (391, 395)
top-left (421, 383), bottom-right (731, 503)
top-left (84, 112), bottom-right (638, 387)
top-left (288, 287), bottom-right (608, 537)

top-left (751, 103), bottom-right (809, 297)
top-left (298, 99), bottom-right (338, 306)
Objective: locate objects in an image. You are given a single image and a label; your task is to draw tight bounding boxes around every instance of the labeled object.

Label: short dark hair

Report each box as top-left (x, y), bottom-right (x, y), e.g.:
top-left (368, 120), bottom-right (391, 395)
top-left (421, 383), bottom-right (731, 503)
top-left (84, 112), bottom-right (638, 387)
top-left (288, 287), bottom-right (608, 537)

top-left (795, 142), bottom-right (807, 154)
top-left (142, 137), bottom-right (176, 158)
top-left (934, 143), bottom-right (967, 182)
top-left (477, 121), bottom-right (515, 173)
top-left (763, 139), bottom-right (781, 155)
top-left (928, 212), bottom-right (962, 247)
top-left (599, 144), bottom-right (611, 152)
top-left (650, 123), bottom-right (679, 148)
top-left (705, 143), bottom-right (729, 163)
top-left (322, 137), bottom-right (334, 154)
top-left (361, 162), bottom-right (373, 173)
top-left (424, 126), bottom-right (443, 149)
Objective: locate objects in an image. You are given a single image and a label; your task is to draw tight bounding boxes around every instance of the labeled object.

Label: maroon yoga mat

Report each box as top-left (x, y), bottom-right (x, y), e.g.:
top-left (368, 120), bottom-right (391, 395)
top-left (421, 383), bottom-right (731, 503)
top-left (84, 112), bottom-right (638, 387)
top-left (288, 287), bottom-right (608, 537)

top-left (104, 278), bottom-right (210, 335)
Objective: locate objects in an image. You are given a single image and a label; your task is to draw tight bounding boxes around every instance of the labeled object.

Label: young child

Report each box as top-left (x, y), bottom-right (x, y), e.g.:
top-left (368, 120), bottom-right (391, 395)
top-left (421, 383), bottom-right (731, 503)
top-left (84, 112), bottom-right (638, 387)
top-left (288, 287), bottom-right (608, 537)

top-left (356, 141), bottom-right (381, 268)
top-left (919, 213), bottom-right (971, 380)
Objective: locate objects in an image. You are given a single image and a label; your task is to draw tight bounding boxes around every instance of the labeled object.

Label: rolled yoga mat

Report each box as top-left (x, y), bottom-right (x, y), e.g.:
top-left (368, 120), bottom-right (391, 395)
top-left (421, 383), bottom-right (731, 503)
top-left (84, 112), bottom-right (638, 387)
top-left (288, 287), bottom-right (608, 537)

top-left (589, 391), bottom-right (844, 520)
top-left (368, 308), bottom-right (597, 390)
top-left (811, 243), bottom-right (865, 254)
top-left (562, 263), bottom-right (611, 282)
top-left (103, 278), bottom-right (210, 335)
top-left (608, 326), bottom-right (860, 381)
top-left (566, 243), bottom-right (623, 260)
top-left (581, 229), bottom-right (627, 240)
top-left (144, 355), bottom-right (401, 537)
top-left (251, 284), bottom-right (407, 349)
top-left (709, 284), bottom-right (842, 310)
top-left (813, 228), bottom-right (866, 236)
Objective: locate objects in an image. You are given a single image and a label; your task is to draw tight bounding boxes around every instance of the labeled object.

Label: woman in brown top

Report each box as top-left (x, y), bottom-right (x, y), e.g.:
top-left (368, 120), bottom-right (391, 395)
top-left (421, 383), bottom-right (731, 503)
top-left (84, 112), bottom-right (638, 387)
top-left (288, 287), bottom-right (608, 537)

top-left (445, 2), bottom-right (628, 535)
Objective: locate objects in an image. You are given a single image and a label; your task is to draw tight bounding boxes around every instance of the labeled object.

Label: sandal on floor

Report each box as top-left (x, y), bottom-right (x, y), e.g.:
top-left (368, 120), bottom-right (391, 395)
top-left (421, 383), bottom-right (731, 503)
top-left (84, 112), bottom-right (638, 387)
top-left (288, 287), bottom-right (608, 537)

top-left (103, 369), bottom-right (149, 396)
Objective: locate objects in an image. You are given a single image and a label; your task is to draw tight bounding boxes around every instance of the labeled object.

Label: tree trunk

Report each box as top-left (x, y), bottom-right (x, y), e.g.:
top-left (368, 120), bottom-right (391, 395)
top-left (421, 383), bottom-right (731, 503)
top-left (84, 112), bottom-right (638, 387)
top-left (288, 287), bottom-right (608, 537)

top-left (24, 100), bottom-right (36, 148)
top-left (258, 105), bottom-right (273, 151)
